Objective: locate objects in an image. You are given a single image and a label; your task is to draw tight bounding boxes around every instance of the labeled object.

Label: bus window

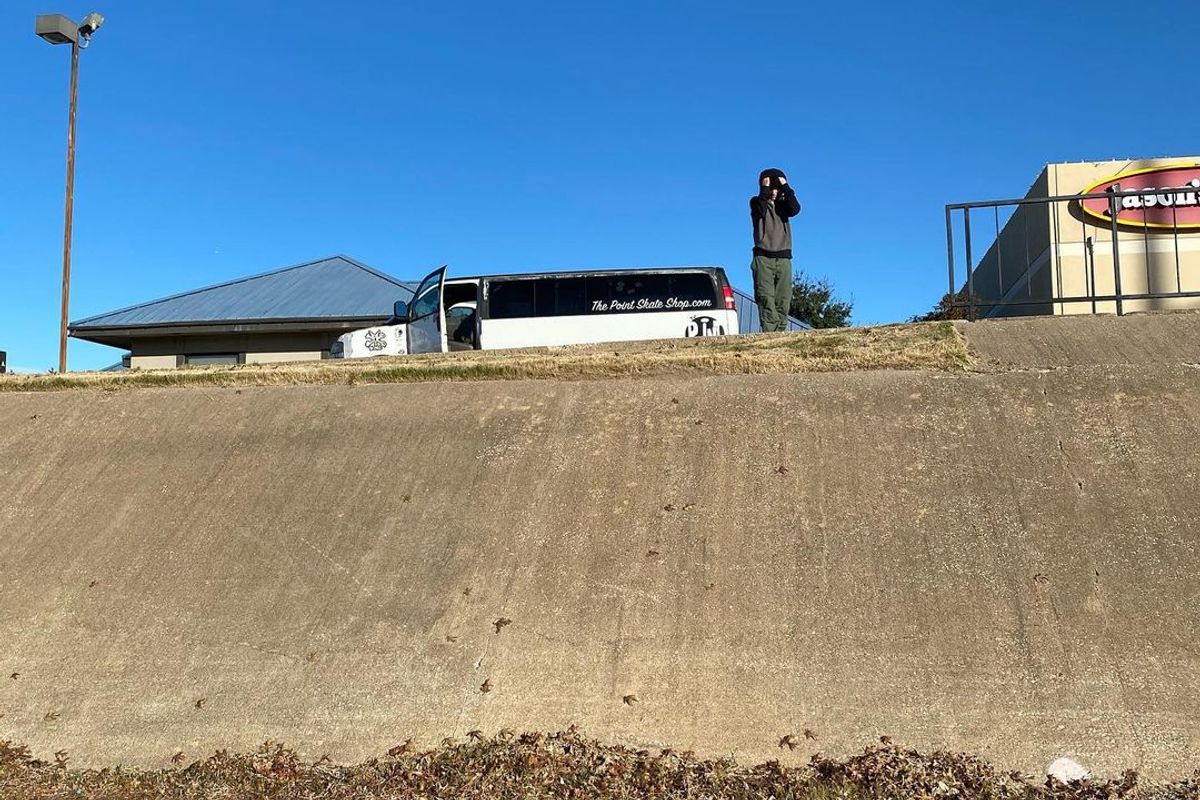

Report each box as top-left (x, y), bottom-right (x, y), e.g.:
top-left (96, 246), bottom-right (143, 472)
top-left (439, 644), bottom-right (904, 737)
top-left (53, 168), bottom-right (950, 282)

top-left (554, 277), bottom-right (587, 316)
top-left (490, 279), bottom-right (536, 319)
top-left (669, 274), bottom-right (719, 309)
top-left (612, 274), bottom-right (669, 304)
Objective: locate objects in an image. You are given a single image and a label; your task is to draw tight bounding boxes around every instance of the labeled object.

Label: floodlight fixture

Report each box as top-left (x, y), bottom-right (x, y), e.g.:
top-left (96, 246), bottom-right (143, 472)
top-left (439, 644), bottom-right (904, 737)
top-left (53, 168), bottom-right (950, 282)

top-left (79, 11), bottom-right (104, 37)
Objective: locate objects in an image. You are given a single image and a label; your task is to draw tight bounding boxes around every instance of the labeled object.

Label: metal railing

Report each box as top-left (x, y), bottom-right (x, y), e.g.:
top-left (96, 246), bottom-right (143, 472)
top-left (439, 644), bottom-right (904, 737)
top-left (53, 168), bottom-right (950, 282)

top-left (730, 286), bottom-right (810, 333)
top-left (945, 185), bottom-right (1200, 319)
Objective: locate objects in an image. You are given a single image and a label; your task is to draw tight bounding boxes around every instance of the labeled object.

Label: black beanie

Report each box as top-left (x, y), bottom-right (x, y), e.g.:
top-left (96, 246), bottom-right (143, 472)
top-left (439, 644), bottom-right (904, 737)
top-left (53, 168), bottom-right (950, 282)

top-left (759, 168), bottom-right (787, 189)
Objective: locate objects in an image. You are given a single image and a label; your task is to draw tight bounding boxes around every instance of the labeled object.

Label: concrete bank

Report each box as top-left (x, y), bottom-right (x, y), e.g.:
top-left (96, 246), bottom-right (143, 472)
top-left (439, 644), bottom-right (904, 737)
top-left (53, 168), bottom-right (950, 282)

top-left (1, 320), bottom-right (1198, 775)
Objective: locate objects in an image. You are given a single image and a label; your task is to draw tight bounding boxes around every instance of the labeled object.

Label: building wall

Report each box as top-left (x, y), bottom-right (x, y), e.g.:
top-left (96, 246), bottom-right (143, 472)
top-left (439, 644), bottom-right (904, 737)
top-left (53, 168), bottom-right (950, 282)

top-left (969, 169), bottom-right (1055, 316)
top-left (128, 354), bottom-right (178, 370)
top-left (128, 331), bottom-right (339, 369)
top-left (971, 156), bottom-right (1200, 316)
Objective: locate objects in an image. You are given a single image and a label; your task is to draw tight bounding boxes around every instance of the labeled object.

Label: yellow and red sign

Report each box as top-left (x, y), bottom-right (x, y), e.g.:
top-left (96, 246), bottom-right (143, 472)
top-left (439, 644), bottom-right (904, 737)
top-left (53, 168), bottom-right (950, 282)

top-left (1080, 164), bottom-right (1200, 231)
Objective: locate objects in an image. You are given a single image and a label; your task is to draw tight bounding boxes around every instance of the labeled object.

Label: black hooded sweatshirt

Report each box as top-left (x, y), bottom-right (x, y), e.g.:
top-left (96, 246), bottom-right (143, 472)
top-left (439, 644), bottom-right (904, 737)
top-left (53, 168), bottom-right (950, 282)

top-left (750, 168), bottom-right (801, 258)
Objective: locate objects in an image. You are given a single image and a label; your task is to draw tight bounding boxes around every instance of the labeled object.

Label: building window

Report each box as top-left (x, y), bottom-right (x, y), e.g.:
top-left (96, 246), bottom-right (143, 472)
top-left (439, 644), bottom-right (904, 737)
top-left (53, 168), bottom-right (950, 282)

top-left (183, 353), bottom-right (241, 367)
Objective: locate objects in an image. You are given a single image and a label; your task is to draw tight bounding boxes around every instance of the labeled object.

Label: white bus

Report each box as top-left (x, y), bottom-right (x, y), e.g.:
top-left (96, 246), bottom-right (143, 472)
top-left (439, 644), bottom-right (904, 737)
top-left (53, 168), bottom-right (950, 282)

top-left (333, 266), bottom-right (739, 357)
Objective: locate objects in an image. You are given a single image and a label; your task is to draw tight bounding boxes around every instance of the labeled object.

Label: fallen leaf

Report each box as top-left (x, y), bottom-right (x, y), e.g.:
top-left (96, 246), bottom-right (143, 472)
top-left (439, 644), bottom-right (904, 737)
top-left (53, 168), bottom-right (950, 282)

top-left (387, 739), bottom-right (415, 757)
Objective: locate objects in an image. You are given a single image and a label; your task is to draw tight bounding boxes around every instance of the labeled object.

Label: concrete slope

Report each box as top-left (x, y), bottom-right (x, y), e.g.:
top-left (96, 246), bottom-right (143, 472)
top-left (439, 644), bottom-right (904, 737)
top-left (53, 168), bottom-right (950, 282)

top-left (959, 311), bottom-right (1200, 368)
top-left (2, 348), bottom-right (1199, 776)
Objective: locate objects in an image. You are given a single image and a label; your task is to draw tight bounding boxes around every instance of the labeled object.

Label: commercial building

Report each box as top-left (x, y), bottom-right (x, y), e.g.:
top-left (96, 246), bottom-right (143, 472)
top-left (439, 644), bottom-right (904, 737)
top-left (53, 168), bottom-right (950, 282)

top-left (70, 256), bottom-right (417, 369)
top-left (965, 156), bottom-right (1200, 316)
top-left (71, 256), bottom-right (803, 369)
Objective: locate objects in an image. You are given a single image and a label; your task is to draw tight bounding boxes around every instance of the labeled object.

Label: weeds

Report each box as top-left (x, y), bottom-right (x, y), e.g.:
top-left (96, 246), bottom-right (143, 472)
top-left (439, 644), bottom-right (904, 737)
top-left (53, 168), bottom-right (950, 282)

top-left (0, 730), bottom-right (1196, 799)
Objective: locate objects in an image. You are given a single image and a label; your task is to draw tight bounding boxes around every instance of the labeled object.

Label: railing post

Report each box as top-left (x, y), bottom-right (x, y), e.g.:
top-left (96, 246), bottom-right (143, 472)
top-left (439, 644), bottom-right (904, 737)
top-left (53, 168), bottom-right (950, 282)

top-left (1108, 191), bottom-right (1123, 316)
top-left (945, 206), bottom-right (956, 303)
top-left (964, 208), bottom-right (975, 321)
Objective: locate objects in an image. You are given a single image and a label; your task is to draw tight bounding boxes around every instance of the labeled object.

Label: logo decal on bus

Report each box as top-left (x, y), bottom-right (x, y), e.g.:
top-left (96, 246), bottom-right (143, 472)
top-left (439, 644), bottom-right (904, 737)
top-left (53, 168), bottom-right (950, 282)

top-left (364, 329), bottom-right (387, 351)
top-left (685, 316), bottom-right (726, 337)
top-left (590, 297), bottom-right (715, 313)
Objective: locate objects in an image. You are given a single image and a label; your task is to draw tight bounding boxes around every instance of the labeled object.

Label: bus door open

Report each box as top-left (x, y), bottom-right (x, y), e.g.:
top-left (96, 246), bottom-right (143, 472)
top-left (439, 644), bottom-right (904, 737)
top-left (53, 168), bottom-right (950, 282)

top-left (407, 265), bottom-right (448, 354)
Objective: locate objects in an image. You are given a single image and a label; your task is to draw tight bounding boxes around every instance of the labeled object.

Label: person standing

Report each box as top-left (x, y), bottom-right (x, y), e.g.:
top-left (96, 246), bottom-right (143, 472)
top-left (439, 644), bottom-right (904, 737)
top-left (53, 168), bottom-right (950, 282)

top-left (750, 168), bottom-right (801, 332)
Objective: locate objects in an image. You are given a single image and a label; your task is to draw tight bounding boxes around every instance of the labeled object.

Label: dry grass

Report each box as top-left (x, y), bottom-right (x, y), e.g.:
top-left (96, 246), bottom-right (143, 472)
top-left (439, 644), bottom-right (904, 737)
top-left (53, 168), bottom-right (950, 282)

top-left (0, 323), bottom-right (970, 393)
top-left (0, 730), bottom-right (1193, 800)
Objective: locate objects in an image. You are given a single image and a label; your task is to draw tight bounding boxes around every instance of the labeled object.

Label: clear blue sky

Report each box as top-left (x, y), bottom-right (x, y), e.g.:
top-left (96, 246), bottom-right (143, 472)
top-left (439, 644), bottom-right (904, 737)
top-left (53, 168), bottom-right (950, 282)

top-left (2, 1), bottom-right (1196, 371)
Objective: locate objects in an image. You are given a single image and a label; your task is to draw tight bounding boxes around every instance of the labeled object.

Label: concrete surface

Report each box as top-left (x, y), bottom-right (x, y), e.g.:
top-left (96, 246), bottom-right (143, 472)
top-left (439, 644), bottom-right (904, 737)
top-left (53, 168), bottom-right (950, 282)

top-left (958, 311), bottom-right (1200, 368)
top-left (1, 315), bottom-right (1199, 776)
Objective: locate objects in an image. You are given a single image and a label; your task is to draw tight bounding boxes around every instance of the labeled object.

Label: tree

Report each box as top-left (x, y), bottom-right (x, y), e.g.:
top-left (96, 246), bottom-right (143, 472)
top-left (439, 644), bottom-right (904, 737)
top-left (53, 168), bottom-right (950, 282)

top-left (908, 289), bottom-right (980, 322)
top-left (789, 271), bottom-right (853, 329)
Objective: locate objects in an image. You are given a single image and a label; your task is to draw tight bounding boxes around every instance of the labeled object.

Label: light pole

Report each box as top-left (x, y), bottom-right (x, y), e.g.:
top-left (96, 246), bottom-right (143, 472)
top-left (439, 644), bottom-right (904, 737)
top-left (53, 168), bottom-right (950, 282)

top-left (35, 11), bottom-right (104, 374)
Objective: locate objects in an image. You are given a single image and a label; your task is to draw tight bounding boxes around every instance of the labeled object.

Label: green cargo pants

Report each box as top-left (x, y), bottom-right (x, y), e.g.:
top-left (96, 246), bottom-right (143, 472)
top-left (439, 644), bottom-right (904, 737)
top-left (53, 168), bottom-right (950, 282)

top-left (752, 255), bottom-right (792, 332)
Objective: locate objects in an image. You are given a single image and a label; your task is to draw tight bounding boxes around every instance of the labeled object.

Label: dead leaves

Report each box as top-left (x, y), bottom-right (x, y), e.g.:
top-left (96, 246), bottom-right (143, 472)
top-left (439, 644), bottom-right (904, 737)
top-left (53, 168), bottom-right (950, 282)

top-left (387, 739), bottom-right (415, 757)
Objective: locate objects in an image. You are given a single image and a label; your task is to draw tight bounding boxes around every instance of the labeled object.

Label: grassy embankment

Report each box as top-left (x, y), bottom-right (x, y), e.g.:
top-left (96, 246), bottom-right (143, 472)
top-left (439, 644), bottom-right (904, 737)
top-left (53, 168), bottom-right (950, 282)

top-left (0, 323), bottom-right (970, 393)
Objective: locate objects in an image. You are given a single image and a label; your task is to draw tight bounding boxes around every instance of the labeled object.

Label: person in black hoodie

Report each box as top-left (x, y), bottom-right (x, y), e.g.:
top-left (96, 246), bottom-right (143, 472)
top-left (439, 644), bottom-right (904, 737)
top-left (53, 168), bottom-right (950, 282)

top-left (750, 168), bottom-right (802, 332)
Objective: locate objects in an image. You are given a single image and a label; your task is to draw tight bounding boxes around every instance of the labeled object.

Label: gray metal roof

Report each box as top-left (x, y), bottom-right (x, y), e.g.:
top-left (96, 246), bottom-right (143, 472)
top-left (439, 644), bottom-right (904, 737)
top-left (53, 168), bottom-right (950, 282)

top-left (71, 255), bottom-right (418, 330)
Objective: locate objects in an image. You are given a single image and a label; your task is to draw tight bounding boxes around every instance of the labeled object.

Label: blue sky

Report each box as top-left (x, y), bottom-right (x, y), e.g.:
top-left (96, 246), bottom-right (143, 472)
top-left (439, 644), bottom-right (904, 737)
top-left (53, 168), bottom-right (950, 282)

top-left (1, 1), bottom-right (1196, 371)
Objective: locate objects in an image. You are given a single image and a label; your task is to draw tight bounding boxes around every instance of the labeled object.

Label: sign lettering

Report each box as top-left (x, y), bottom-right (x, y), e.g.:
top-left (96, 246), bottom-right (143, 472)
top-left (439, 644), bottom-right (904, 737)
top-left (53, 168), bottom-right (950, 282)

top-left (1080, 165), bottom-right (1200, 231)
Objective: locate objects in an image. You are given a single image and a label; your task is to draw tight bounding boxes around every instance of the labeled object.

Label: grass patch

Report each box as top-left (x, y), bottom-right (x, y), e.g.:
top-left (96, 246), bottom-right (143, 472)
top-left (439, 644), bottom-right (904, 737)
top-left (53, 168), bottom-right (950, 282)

top-left (0, 323), bottom-right (972, 393)
top-left (0, 730), bottom-right (1187, 799)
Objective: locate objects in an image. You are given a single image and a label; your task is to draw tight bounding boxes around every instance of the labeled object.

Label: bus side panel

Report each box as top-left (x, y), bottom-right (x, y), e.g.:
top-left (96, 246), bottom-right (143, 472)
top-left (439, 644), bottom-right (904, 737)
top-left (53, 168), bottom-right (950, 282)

top-left (478, 309), bottom-right (737, 350)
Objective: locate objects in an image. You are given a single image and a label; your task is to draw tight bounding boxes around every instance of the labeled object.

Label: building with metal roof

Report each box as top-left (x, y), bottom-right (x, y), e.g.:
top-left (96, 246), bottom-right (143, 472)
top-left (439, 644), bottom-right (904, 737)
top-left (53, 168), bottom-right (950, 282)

top-left (70, 255), bottom-right (418, 369)
top-left (70, 256), bottom-right (807, 369)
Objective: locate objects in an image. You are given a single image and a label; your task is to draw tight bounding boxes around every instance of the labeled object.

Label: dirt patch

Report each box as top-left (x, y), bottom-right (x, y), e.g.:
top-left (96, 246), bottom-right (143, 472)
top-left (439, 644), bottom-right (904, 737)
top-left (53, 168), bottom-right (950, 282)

top-left (0, 323), bottom-right (970, 393)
